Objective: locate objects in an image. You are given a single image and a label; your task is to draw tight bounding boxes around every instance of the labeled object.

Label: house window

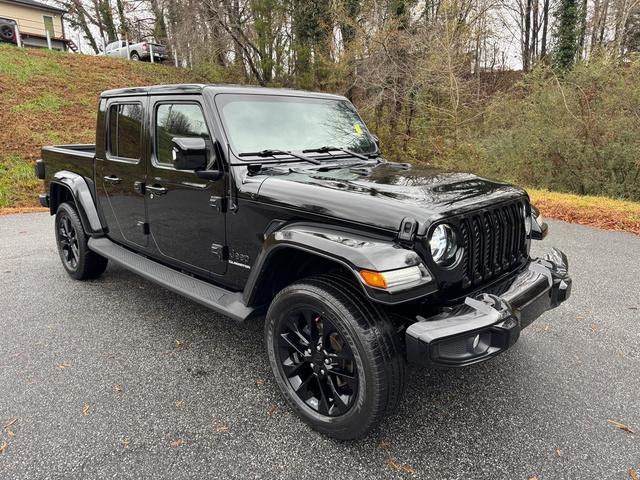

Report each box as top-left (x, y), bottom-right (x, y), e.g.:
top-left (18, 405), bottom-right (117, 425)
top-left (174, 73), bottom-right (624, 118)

top-left (43, 16), bottom-right (54, 37)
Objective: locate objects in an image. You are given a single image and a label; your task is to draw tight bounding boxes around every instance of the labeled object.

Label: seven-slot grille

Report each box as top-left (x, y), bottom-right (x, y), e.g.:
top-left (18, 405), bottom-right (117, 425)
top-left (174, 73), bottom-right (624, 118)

top-left (458, 199), bottom-right (528, 289)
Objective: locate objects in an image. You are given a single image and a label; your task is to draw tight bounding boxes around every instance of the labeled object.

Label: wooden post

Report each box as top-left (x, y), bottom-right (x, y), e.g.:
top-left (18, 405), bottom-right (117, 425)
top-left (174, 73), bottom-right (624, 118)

top-left (125, 36), bottom-right (130, 59)
top-left (46, 29), bottom-right (52, 50)
top-left (149, 42), bottom-right (154, 63)
top-left (14, 24), bottom-right (22, 47)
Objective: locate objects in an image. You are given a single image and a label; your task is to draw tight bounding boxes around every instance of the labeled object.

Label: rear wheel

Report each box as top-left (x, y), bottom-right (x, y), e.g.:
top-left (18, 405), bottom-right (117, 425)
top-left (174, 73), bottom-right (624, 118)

top-left (265, 274), bottom-right (406, 440)
top-left (130, 52), bottom-right (140, 61)
top-left (55, 202), bottom-right (108, 280)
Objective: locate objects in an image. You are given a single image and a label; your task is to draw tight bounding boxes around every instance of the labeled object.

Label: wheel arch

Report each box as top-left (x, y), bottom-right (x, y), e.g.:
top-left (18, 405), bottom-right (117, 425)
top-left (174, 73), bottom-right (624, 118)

top-left (243, 222), bottom-right (431, 308)
top-left (49, 171), bottom-right (105, 235)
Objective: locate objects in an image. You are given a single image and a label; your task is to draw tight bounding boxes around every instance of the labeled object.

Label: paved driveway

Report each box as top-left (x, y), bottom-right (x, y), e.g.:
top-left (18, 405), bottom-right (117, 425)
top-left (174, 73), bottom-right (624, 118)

top-left (0, 213), bottom-right (639, 479)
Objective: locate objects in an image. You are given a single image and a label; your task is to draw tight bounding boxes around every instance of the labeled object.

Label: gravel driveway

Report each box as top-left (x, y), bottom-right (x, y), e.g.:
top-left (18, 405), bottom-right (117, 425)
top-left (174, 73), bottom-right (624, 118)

top-left (0, 213), bottom-right (639, 479)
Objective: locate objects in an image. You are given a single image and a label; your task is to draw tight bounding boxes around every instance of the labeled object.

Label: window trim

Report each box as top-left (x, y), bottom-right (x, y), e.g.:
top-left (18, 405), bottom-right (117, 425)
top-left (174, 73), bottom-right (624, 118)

top-left (106, 101), bottom-right (144, 164)
top-left (151, 100), bottom-right (213, 171)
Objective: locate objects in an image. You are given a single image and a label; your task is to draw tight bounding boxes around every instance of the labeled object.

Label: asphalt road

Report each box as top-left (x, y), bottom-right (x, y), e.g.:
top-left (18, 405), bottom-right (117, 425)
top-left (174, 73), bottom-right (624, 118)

top-left (0, 213), bottom-right (639, 480)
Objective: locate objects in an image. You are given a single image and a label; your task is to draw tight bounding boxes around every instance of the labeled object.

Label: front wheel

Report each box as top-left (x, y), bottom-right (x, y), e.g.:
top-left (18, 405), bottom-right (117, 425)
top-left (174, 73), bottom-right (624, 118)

top-left (265, 274), bottom-right (406, 440)
top-left (130, 52), bottom-right (140, 61)
top-left (55, 202), bottom-right (108, 280)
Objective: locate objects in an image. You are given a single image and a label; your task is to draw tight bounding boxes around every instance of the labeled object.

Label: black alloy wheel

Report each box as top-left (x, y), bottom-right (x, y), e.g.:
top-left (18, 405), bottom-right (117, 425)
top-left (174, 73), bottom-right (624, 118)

top-left (54, 202), bottom-right (108, 280)
top-left (56, 210), bottom-right (79, 271)
top-left (277, 307), bottom-right (358, 416)
top-left (265, 274), bottom-right (406, 440)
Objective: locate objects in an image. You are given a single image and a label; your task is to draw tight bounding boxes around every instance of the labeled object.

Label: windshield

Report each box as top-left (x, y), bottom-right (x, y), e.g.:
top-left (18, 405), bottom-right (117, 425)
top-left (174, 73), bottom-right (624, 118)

top-left (215, 94), bottom-right (377, 157)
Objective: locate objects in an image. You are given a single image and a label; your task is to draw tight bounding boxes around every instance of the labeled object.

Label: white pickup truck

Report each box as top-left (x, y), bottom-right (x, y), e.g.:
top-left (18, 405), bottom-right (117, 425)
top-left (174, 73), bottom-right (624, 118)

top-left (103, 39), bottom-right (167, 62)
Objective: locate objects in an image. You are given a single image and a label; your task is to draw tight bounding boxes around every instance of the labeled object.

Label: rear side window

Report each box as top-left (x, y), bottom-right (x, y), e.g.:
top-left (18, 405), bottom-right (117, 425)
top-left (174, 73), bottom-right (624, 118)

top-left (155, 103), bottom-right (210, 167)
top-left (108, 103), bottom-right (143, 160)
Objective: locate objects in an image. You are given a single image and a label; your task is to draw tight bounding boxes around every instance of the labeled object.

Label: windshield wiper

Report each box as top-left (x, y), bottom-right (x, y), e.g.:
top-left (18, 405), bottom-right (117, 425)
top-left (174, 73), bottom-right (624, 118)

top-left (302, 146), bottom-right (371, 161)
top-left (238, 149), bottom-right (321, 165)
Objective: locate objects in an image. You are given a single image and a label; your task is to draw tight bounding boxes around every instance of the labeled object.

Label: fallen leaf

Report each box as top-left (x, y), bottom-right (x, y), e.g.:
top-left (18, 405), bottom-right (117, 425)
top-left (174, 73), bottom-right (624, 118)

top-left (255, 378), bottom-right (266, 386)
top-left (7, 430), bottom-right (15, 438)
top-left (122, 437), bottom-right (129, 449)
top-left (57, 362), bottom-right (71, 369)
top-left (82, 404), bottom-right (90, 416)
top-left (379, 439), bottom-right (391, 451)
top-left (576, 315), bottom-right (585, 320)
top-left (608, 419), bottom-right (635, 434)
top-left (214, 423), bottom-right (229, 433)
top-left (590, 324), bottom-right (598, 332)
top-left (170, 438), bottom-right (183, 448)
top-left (0, 442), bottom-right (7, 454)
top-left (629, 468), bottom-right (638, 480)
top-left (113, 384), bottom-right (123, 393)
top-left (555, 448), bottom-right (562, 457)
top-left (528, 477), bottom-right (540, 480)
top-left (3, 418), bottom-right (17, 430)
top-left (175, 339), bottom-right (184, 350)
top-left (267, 405), bottom-right (277, 416)
top-left (543, 324), bottom-right (551, 332)
top-left (387, 458), bottom-right (416, 475)
top-left (175, 400), bottom-right (185, 409)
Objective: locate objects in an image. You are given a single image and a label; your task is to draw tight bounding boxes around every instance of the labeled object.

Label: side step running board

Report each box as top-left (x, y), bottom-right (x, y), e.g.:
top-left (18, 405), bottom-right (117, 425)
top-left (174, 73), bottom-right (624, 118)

top-left (88, 237), bottom-right (259, 322)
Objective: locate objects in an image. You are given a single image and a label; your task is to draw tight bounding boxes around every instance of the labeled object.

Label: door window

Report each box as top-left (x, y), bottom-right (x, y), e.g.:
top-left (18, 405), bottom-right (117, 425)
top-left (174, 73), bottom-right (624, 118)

top-left (155, 103), bottom-right (210, 167)
top-left (108, 103), bottom-right (143, 160)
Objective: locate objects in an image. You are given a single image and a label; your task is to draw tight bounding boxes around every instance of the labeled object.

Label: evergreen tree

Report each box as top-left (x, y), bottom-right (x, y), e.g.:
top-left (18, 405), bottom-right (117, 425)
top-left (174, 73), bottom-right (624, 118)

top-left (553, 0), bottom-right (581, 69)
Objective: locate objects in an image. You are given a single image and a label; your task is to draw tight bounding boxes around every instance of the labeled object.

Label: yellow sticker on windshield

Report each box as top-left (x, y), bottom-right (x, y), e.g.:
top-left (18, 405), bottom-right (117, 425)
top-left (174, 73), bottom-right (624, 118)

top-left (354, 123), bottom-right (363, 135)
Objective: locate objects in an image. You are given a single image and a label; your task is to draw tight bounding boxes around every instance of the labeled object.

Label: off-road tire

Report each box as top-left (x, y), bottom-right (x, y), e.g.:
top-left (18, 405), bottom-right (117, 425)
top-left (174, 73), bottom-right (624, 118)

top-left (55, 202), bottom-right (108, 280)
top-left (265, 274), bottom-right (406, 440)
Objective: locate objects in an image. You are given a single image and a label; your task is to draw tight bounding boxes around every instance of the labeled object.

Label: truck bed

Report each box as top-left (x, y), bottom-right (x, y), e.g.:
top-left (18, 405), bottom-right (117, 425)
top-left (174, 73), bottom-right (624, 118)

top-left (41, 144), bottom-right (96, 183)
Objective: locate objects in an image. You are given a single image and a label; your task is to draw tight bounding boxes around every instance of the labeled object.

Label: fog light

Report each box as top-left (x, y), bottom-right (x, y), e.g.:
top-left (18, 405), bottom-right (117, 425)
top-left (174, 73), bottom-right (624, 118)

top-left (472, 333), bottom-right (480, 349)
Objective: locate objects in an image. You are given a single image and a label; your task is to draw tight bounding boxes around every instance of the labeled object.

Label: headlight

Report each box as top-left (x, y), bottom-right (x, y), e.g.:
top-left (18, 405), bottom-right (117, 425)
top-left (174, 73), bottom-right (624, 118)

top-left (429, 224), bottom-right (457, 264)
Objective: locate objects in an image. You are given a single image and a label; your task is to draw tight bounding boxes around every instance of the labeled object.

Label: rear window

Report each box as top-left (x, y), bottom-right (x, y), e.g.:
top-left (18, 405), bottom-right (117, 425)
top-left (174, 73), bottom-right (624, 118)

top-left (108, 103), bottom-right (143, 160)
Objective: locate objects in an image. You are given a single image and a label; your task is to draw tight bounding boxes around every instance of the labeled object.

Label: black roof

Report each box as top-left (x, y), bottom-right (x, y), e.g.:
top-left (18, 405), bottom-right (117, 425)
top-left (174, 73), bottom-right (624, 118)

top-left (4, 0), bottom-right (67, 13)
top-left (100, 84), bottom-right (347, 100)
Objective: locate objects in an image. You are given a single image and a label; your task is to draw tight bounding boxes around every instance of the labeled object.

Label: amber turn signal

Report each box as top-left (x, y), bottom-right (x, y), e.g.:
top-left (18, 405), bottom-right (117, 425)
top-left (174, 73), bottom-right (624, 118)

top-left (360, 270), bottom-right (388, 289)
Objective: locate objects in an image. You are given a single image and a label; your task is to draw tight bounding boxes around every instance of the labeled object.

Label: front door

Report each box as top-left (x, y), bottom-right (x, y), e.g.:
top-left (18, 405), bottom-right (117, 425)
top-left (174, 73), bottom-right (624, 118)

top-left (145, 97), bottom-right (227, 276)
top-left (96, 98), bottom-right (148, 248)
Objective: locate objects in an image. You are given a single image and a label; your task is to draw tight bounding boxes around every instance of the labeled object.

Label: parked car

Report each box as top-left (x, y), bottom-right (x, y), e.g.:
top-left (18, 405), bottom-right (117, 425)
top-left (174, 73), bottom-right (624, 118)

top-left (103, 39), bottom-right (167, 62)
top-left (36, 84), bottom-right (572, 440)
top-left (0, 17), bottom-right (17, 45)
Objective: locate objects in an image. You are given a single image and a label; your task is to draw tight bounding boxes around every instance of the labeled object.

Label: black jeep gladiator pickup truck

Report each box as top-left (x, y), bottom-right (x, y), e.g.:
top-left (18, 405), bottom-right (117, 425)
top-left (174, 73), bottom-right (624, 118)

top-left (36, 84), bottom-right (571, 439)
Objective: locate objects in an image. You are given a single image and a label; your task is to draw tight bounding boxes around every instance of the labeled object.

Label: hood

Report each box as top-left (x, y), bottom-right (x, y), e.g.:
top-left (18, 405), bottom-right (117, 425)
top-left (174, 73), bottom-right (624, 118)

top-left (250, 161), bottom-right (526, 234)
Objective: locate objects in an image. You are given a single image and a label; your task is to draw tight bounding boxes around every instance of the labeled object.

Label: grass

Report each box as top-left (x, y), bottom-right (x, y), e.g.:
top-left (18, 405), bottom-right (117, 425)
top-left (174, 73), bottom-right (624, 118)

top-left (529, 189), bottom-right (640, 236)
top-left (13, 94), bottom-right (69, 113)
top-left (0, 155), bottom-right (41, 208)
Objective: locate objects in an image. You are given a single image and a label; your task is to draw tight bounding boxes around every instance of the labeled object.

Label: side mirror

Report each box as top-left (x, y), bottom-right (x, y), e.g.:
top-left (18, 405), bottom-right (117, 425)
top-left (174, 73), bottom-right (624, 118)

top-left (172, 137), bottom-right (207, 171)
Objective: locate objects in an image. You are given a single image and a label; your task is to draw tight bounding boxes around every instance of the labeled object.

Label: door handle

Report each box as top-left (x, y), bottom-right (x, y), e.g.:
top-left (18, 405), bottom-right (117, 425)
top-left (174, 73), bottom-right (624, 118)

top-left (146, 185), bottom-right (168, 196)
top-left (103, 175), bottom-right (121, 184)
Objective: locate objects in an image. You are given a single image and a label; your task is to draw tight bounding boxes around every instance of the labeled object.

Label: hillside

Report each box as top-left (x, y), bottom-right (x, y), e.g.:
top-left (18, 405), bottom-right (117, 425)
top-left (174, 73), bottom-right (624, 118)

top-left (0, 45), bottom-right (638, 235)
top-left (0, 44), bottom-right (202, 208)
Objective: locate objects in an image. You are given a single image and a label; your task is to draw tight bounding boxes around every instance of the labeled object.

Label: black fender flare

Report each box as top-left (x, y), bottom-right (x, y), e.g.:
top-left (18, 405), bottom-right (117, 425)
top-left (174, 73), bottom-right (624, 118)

top-left (49, 171), bottom-right (105, 235)
top-left (243, 222), bottom-right (437, 307)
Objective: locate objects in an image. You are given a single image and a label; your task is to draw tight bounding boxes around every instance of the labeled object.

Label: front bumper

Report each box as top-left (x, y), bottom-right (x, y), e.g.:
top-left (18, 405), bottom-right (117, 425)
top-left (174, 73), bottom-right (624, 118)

top-left (406, 248), bottom-right (571, 367)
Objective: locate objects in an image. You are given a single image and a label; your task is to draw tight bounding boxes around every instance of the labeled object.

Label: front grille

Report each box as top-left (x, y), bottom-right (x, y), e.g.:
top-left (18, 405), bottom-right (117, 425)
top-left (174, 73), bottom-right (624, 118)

top-left (458, 200), bottom-right (527, 289)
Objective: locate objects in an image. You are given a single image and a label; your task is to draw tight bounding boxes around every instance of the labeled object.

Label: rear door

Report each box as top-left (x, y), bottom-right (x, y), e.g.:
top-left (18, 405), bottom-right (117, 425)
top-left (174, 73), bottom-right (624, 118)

top-left (95, 97), bottom-right (148, 248)
top-left (145, 95), bottom-right (227, 276)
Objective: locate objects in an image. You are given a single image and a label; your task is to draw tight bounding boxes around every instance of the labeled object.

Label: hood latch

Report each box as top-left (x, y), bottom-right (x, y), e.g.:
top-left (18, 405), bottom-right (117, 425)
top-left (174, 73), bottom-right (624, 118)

top-left (397, 217), bottom-right (418, 243)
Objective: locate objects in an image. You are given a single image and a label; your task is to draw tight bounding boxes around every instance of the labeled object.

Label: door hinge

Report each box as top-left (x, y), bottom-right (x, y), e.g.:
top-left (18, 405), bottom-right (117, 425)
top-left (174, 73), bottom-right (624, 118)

top-left (211, 243), bottom-right (228, 261)
top-left (398, 216), bottom-right (417, 243)
top-left (134, 181), bottom-right (145, 195)
top-left (209, 196), bottom-right (227, 213)
top-left (137, 221), bottom-right (150, 235)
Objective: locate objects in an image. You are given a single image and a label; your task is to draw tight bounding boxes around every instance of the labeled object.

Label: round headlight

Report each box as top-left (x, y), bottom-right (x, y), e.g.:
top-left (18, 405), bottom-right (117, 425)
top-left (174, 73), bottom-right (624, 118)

top-left (429, 224), bottom-right (457, 264)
